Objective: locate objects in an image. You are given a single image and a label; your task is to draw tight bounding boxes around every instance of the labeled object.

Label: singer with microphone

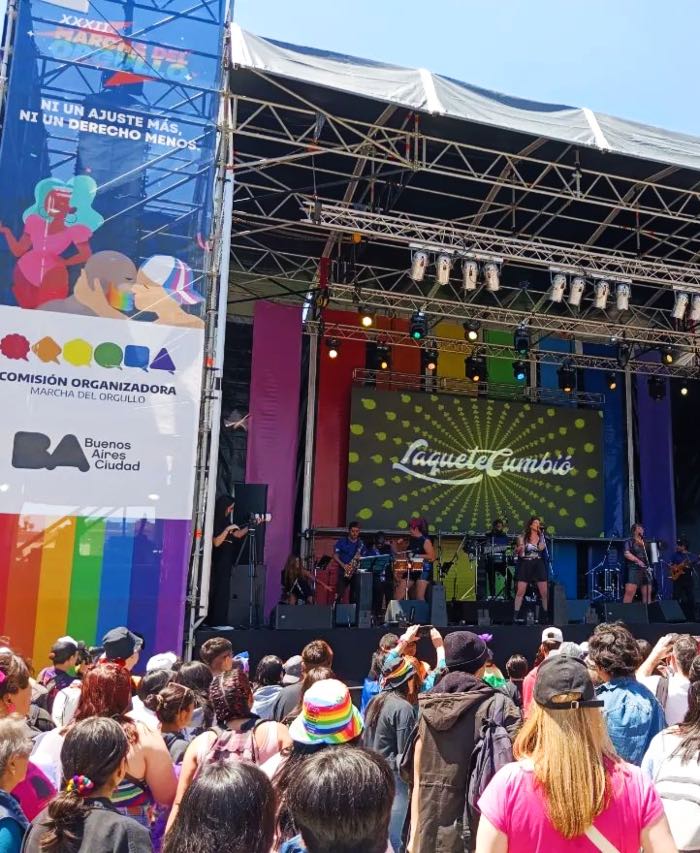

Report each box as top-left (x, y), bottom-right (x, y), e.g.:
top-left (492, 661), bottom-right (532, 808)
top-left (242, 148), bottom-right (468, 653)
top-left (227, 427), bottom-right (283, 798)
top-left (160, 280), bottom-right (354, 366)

top-left (513, 515), bottom-right (549, 623)
top-left (623, 523), bottom-right (652, 604)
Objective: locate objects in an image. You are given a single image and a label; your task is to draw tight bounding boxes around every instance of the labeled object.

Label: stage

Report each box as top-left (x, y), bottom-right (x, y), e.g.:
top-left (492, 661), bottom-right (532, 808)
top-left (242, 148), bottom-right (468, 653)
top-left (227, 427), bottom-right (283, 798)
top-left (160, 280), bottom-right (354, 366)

top-left (194, 622), bottom-right (700, 687)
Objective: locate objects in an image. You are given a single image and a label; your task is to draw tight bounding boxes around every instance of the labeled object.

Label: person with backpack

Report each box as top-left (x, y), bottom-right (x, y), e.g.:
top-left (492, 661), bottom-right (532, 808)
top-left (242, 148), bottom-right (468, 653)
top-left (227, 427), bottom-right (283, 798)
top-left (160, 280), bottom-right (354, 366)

top-left (166, 668), bottom-right (290, 833)
top-left (35, 638), bottom-right (80, 716)
top-left (476, 654), bottom-right (676, 853)
top-left (642, 654), bottom-right (700, 850)
top-left (402, 631), bottom-right (520, 853)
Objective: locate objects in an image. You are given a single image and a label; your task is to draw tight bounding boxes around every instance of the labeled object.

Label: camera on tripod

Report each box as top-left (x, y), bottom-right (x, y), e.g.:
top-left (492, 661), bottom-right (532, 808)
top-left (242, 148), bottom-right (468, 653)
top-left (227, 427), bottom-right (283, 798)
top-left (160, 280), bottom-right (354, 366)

top-left (248, 512), bottom-right (272, 526)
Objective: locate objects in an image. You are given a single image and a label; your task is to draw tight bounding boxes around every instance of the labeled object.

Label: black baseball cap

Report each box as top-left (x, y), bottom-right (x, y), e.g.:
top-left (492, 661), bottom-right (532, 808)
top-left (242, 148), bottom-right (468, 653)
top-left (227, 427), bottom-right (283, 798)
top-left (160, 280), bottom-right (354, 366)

top-left (102, 627), bottom-right (142, 662)
top-left (534, 654), bottom-right (604, 711)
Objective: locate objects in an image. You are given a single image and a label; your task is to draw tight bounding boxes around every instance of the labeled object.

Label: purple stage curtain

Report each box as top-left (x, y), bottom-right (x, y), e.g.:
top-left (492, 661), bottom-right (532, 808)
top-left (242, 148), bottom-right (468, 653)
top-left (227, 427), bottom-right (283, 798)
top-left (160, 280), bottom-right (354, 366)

top-left (635, 372), bottom-right (676, 599)
top-left (246, 302), bottom-right (302, 616)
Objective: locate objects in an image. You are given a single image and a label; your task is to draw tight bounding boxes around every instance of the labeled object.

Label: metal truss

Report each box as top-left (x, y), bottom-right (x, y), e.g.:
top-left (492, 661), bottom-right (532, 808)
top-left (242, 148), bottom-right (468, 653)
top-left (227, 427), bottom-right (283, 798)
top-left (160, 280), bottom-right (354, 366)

top-left (309, 321), bottom-right (700, 379)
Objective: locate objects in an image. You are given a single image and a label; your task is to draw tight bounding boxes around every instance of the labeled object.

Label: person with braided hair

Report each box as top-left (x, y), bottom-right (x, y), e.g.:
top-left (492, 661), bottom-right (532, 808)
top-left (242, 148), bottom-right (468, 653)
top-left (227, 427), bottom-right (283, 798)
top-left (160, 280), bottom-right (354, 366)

top-left (24, 717), bottom-right (152, 852)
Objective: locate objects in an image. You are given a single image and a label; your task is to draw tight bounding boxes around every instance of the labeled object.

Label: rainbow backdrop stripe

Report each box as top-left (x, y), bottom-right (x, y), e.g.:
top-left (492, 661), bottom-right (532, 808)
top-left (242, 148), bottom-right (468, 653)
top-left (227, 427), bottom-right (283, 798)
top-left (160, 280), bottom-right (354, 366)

top-left (0, 512), bottom-right (191, 667)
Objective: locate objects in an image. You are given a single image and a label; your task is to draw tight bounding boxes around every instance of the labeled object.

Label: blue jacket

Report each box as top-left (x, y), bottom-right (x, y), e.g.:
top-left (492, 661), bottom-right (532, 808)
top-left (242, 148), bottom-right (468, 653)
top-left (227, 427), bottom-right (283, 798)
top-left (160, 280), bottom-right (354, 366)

top-left (596, 677), bottom-right (666, 765)
top-left (360, 677), bottom-right (380, 716)
top-left (0, 790), bottom-right (28, 853)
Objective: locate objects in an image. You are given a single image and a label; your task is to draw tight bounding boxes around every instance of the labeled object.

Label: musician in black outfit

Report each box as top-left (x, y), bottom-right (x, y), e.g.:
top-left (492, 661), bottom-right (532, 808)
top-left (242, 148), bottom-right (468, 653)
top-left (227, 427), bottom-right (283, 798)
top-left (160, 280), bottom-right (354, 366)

top-left (366, 532), bottom-right (394, 617)
top-left (623, 523), bottom-right (652, 604)
top-left (670, 537), bottom-right (697, 620)
top-left (485, 518), bottom-right (511, 599)
top-left (332, 521), bottom-right (366, 602)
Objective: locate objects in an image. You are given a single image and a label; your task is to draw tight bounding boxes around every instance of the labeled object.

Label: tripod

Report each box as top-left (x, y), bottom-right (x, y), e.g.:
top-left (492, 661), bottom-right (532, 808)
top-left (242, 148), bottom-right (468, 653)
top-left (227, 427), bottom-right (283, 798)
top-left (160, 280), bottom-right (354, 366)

top-left (230, 521), bottom-right (261, 628)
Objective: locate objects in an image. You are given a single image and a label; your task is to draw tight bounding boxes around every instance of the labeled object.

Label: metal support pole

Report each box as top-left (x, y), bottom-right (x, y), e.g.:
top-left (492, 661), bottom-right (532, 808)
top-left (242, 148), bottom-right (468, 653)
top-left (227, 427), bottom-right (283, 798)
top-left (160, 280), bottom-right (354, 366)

top-left (300, 330), bottom-right (319, 561)
top-left (625, 366), bottom-right (636, 525)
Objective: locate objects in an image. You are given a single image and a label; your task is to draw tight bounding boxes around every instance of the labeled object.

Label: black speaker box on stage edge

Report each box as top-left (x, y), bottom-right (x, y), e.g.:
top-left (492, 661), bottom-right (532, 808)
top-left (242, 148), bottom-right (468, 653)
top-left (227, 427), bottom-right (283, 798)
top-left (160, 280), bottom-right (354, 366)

top-left (385, 600), bottom-right (430, 625)
top-left (335, 603), bottom-right (357, 627)
top-left (274, 604), bottom-right (333, 630)
top-left (648, 600), bottom-right (686, 623)
top-left (429, 584), bottom-right (448, 627)
top-left (566, 600), bottom-right (592, 623)
top-left (600, 602), bottom-right (649, 624)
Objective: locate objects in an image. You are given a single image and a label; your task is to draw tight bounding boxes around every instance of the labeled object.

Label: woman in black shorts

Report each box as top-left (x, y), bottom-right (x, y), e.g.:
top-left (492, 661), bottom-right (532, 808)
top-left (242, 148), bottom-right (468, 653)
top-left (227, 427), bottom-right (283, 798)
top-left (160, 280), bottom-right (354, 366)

top-left (513, 516), bottom-right (549, 622)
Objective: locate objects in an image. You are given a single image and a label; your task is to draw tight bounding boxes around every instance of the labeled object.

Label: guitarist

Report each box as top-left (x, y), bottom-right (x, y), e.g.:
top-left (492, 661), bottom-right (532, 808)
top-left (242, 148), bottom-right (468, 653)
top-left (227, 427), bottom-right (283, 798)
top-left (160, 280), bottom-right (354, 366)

top-left (333, 521), bottom-right (367, 603)
top-left (671, 537), bottom-right (697, 620)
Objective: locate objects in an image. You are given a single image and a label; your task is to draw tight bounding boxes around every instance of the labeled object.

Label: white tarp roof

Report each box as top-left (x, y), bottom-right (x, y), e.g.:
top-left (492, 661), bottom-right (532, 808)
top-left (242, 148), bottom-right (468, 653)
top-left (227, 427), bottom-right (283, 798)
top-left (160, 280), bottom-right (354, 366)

top-left (230, 23), bottom-right (700, 173)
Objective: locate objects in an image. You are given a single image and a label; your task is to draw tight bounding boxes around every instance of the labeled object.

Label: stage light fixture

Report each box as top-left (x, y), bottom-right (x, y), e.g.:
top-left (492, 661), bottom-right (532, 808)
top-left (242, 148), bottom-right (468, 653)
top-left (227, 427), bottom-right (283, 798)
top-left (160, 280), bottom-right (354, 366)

top-left (326, 338), bottom-right (340, 359)
top-left (557, 360), bottom-right (576, 393)
top-left (593, 279), bottom-right (610, 310)
top-left (513, 325), bottom-right (530, 356)
top-left (465, 353), bottom-right (487, 383)
top-left (435, 253), bottom-right (452, 286)
top-left (410, 311), bottom-right (428, 340)
top-left (616, 282), bottom-right (631, 312)
top-left (672, 292), bottom-right (690, 320)
top-left (569, 276), bottom-right (586, 307)
top-left (661, 345), bottom-right (675, 365)
top-left (607, 372), bottom-right (618, 391)
top-left (648, 375), bottom-right (666, 401)
top-left (462, 259), bottom-right (479, 292)
top-left (549, 272), bottom-right (567, 303)
top-left (680, 382), bottom-right (689, 397)
top-left (376, 344), bottom-right (391, 371)
top-left (359, 307), bottom-right (374, 328)
top-left (422, 345), bottom-right (438, 373)
top-left (513, 360), bottom-right (528, 382)
top-left (617, 342), bottom-right (631, 368)
top-left (409, 250), bottom-right (428, 282)
top-left (463, 320), bottom-right (480, 342)
top-left (690, 294), bottom-right (700, 323)
top-left (483, 261), bottom-right (501, 292)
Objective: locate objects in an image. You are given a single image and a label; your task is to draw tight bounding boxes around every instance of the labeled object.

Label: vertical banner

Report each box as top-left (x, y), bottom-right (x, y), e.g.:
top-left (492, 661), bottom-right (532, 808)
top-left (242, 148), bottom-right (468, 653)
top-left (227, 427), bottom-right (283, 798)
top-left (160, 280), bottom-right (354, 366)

top-left (246, 302), bottom-right (302, 616)
top-left (0, 0), bottom-right (226, 662)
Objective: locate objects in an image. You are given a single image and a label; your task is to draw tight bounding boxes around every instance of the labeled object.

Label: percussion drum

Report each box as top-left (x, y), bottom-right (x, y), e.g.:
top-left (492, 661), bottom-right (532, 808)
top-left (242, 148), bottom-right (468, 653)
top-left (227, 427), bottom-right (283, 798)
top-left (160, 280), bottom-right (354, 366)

top-left (410, 556), bottom-right (425, 577)
top-left (393, 558), bottom-right (411, 600)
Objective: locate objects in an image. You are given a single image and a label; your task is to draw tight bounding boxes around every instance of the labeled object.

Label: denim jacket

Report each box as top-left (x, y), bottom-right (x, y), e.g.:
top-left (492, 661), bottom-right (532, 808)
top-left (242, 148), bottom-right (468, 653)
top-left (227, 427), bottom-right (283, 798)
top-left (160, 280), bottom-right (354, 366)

top-left (596, 677), bottom-right (666, 765)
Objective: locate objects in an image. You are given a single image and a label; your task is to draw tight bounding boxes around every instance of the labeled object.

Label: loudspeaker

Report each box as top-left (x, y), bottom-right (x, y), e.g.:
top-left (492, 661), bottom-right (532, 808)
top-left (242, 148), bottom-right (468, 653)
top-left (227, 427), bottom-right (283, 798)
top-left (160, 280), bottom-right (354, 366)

top-left (384, 600), bottom-right (430, 625)
top-left (274, 604), bottom-right (333, 630)
top-left (352, 571), bottom-right (373, 614)
top-left (566, 600), bottom-right (591, 623)
top-left (335, 603), bottom-right (357, 627)
top-left (648, 600), bottom-right (686, 623)
top-left (447, 600), bottom-right (513, 625)
top-left (600, 602), bottom-right (649, 624)
top-left (551, 583), bottom-right (568, 626)
top-left (231, 483), bottom-right (268, 564)
top-left (227, 564), bottom-right (267, 627)
top-left (429, 584), bottom-right (448, 627)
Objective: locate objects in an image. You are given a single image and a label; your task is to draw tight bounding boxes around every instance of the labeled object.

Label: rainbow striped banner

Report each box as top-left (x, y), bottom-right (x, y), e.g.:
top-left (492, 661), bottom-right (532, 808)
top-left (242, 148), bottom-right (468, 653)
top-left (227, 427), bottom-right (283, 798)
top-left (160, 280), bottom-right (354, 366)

top-left (0, 512), bottom-right (190, 669)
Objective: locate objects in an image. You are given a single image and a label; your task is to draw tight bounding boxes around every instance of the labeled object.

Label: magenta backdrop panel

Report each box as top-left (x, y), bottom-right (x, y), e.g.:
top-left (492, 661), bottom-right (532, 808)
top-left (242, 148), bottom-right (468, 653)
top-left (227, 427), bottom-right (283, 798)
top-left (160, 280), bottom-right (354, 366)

top-left (246, 302), bottom-right (302, 615)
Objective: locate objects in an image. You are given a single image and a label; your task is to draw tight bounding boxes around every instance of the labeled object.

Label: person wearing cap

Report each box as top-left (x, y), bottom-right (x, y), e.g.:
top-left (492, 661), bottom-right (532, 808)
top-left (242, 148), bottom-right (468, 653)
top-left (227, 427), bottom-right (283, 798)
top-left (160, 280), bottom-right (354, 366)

top-left (102, 627), bottom-right (142, 671)
top-left (360, 634), bottom-right (399, 716)
top-left (521, 627), bottom-right (563, 716)
top-left (364, 655), bottom-right (419, 853)
top-left (382, 624), bottom-right (447, 695)
top-left (36, 637), bottom-right (79, 714)
top-left (476, 655), bottom-right (675, 853)
top-left (403, 631), bottom-right (520, 852)
top-left (588, 623), bottom-right (665, 766)
top-left (670, 536), bottom-right (697, 619)
top-left (146, 652), bottom-right (178, 673)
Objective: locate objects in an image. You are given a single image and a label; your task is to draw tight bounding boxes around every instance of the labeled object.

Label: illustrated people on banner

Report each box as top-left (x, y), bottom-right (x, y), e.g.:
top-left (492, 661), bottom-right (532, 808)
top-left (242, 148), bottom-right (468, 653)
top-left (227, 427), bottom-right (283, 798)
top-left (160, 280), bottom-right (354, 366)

top-left (0, 176), bottom-right (103, 309)
top-left (41, 250), bottom-right (137, 317)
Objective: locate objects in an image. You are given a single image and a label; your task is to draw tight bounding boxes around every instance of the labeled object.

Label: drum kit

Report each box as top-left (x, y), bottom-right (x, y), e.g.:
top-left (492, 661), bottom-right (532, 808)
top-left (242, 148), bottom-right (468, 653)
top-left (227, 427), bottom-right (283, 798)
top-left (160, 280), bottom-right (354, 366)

top-left (392, 552), bottom-right (426, 600)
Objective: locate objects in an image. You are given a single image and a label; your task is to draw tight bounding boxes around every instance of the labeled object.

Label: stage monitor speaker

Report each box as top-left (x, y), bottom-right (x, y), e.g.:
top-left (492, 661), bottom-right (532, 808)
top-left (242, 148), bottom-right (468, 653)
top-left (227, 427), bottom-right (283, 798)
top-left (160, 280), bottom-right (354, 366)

top-left (335, 603), bottom-right (357, 627)
top-left (551, 583), bottom-right (567, 626)
top-left (429, 584), bottom-right (448, 627)
top-left (274, 604), bottom-right (333, 630)
top-left (227, 564), bottom-right (267, 628)
top-left (566, 600), bottom-right (591, 623)
top-left (448, 600), bottom-right (513, 625)
top-left (648, 600), bottom-right (686, 623)
top-left (384, 600), bottom-right (430, 625)
top-left (600, 602), bottom-right (649, 624)
top-left (351, 571), bottom-right (373, 615)
top-left (231, 483), bottom-right (268, 564)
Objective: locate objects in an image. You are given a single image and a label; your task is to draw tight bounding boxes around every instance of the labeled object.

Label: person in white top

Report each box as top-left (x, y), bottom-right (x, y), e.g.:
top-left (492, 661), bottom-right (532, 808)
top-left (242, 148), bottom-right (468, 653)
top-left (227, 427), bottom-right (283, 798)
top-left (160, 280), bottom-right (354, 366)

top-left (638, 633), bottom-right (696, 725)
top-left (642, 654), bottom-right (700, 851)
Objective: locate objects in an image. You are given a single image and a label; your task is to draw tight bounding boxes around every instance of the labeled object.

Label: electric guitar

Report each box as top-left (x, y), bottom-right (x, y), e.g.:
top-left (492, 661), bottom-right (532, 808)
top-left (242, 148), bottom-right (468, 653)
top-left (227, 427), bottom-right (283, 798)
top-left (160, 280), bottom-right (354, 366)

top-left (670, 560), bottom-right (692, 581)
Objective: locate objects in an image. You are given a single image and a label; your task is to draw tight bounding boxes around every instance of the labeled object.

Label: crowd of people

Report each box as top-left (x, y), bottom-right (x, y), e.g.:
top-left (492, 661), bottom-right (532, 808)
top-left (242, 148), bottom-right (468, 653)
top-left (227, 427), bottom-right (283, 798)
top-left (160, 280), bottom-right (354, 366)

top-left (0, 622), bottom-right (698, 851)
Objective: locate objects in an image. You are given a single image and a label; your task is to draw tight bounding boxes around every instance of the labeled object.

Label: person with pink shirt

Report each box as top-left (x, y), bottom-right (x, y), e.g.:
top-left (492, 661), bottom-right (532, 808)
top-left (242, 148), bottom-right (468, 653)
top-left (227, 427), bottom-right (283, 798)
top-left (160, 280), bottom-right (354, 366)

top-left (476, 654), bottom-right (676, 853)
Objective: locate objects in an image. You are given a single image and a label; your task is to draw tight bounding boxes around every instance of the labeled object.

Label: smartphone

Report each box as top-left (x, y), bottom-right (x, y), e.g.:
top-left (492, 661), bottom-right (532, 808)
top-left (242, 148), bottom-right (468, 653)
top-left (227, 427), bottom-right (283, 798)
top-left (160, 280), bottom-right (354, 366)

top-left (417, 624), bottom-right (434, 638)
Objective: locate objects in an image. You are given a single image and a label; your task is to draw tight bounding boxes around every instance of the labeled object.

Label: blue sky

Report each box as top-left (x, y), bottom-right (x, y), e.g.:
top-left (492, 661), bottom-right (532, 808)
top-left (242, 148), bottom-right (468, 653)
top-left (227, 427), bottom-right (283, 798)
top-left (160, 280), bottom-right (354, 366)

top-left (234, 0), bottom-right (700, 138)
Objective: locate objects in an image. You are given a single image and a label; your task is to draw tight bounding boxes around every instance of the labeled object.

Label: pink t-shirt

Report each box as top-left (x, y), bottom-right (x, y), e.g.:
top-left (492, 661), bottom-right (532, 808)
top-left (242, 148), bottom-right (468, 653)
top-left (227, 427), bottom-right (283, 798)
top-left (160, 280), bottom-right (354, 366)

top-left (478, 760), bottom-right (663, 852)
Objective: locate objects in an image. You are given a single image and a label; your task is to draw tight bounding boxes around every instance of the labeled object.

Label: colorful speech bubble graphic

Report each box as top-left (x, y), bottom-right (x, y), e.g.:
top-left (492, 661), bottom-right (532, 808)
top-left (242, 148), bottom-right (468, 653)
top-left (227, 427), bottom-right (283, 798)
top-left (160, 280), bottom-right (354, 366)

top-left (31, 336), bottom-right (62, 364)
top-left (94, 342), bottom-right (123, 369)
top-left (150, 347), bottom-right (175, 373)
top-left (63, 338), bottom-right (93, 367)
top-left (124, 345), bottom-right (150, 371)
top-left (0, 333), bottom-right (30, 361)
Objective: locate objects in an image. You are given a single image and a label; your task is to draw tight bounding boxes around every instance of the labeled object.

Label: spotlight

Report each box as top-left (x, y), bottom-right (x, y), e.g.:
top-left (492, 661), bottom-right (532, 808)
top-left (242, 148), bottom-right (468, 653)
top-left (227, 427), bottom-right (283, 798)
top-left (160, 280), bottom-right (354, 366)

top-left (422, 345), bottom-right (438, 373)
top-left (607, 372), bottom-right (618, 391)
top-left (661, 345), bottom-right (674, 365)
top-left (410, 250), bottom-right (428, 282)
top-left (376, 344), bottom-right (391, 371)
top-left (483, 261), bottom-right (501, 292)
top-left (616, 282), bottom-right (631, 312)
top-left (593, 279), bottom-right (610, 310)
top-left (648, 376), bottom-right (666, 401)
top-left (359, 307), bottom-right (374, 328)
top-left (463, 320), bottom-right (480, 342)
top-left (569, 276), bottom-right (586, 307)
top-left (465, 353), bottom-right (487, 383)
top-left (513, 360), bottom-right (527, 382)
top-left (617, 342), bottom-right (631, 368)
top-left (462, 259), bottom-right (479, 292)
top-left (326, 338), bottom-right (340, 359)
top-left (435, 253), bottom-right (452, 286)
top-left (680, 382), bottom-right (689, 397)
top-left (549, 272), bottom-right (567, 303)
top-left (690, 294), bottom-right (700, 323)
top-left (557, 360), bottom-right (576, 393)
top-left (410, 311), bottom-right (428, 340)
top-left (672, 292), bottom-right (689, 320)
top-left (513, 325), bottom-right (529, 356)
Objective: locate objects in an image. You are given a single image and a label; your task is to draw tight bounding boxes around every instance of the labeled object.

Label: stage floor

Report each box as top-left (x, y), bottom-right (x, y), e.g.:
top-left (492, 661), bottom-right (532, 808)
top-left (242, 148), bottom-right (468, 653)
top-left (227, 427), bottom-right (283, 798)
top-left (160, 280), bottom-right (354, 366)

top-left (195, 622), bottom-right (700, 686)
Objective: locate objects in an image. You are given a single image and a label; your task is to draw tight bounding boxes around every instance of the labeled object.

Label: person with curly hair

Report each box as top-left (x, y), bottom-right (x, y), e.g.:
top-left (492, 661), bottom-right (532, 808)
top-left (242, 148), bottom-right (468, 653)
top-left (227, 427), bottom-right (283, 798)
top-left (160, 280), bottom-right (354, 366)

top-left (588, 623), bottom-right (665, 765)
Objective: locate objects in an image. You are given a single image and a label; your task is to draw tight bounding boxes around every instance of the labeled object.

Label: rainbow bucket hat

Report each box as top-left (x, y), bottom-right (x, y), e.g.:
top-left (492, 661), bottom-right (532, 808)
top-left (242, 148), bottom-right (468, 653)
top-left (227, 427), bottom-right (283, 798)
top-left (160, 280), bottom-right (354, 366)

top-left (380, 655), bottom-right (416, 690)
top-left (289, 678), bottom-right (364, 745)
